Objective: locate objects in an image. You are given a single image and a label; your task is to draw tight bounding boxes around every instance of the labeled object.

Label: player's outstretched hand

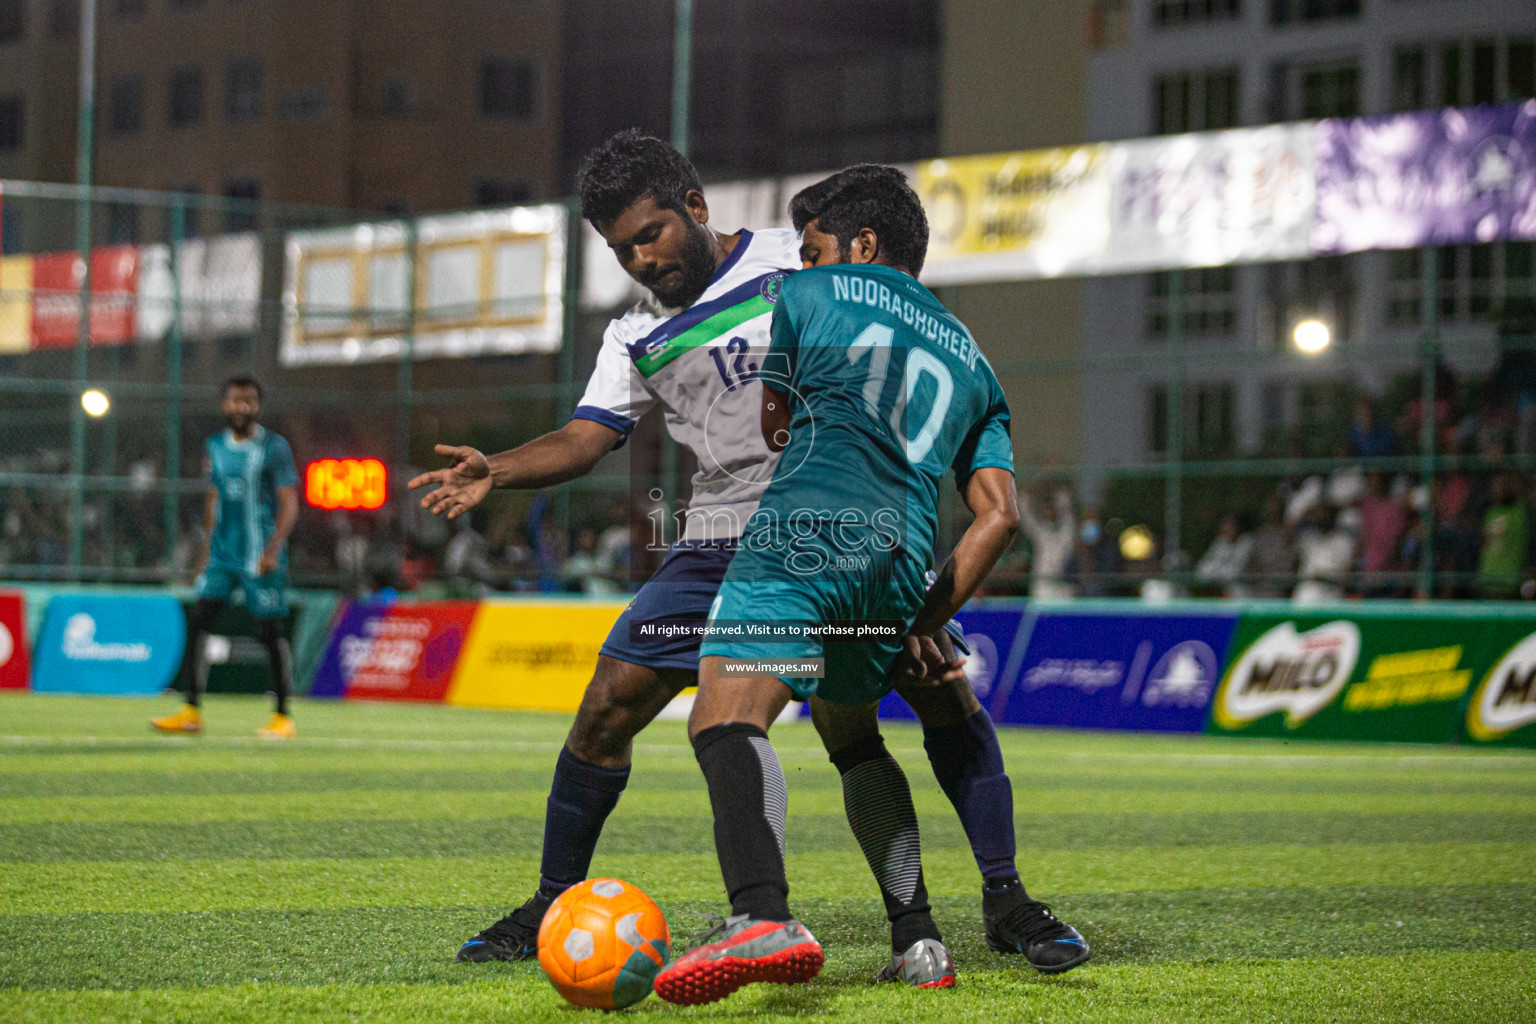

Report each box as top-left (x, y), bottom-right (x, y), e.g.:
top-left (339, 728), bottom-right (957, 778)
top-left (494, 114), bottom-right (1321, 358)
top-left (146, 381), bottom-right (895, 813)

top-left (408, 445), bottom-right (494, 520)
top-left (889, 634), bottom-right (966, 687)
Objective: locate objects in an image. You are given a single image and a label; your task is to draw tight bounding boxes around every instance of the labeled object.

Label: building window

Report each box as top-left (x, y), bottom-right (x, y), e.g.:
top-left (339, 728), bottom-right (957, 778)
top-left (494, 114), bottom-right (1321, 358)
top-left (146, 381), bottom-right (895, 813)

top-left (276, 86), bottom-right (327, 121)
top-left (0, 94), bottom-right (23, 152)
top-left (380, 76), bottom-right (416, 118)
top-left (225, 57), bottom-right (263, 123)
top-left (478, 57), bottom-right (539, 121)
top-left (168, 67), bottom-right (204, 127)
top-left (1153, 67), bottom-right (1240, 134)
top-left (1391, 47), bottom-right (1425, 112)
top-left (473, 179), bottom-right (536, 207)
top-left (48, 0), bottom-right (78, 35)
top-left (1148, 386), bottom-right (1169, 455)
top-left (1299, 62), bottom-right (1359, 118)
top-left (1153, 0), bottom-right (1239, 27)
top-left (1436, 37), bottom-right (1535, 108)
top-left (224, 178), bottom-right (260, 233)
top-left (1148, 267), bottom-right (1238, 338)
top-left (1270, 0), bottom-right (1359, 26)
top-left (1389, 243), bottom-right (1536, 326)
top-left (113, 0), bottom-right (145, 18)
top-left (0, 0), bottom-right (26, 44)
top-left (108, 75), bottom-right (144, 136)
top-left (107, 203), bottom-right (140, 244)
top-left (1386, 250), bottom-right (1421, 325)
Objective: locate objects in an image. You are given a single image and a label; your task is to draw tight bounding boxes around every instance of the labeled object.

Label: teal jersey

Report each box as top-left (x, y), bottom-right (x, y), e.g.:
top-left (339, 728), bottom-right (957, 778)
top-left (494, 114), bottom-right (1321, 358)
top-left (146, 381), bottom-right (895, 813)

top-left (758, 263), bottom-right (1013, 568)
top-left (205, 425), bottom-right (299, 575)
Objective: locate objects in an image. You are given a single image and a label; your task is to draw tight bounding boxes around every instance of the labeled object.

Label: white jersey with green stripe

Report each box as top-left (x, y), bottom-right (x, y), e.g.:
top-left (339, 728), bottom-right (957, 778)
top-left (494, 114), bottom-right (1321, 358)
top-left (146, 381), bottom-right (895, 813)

top-left (572, 228), bottom-right (799, 542)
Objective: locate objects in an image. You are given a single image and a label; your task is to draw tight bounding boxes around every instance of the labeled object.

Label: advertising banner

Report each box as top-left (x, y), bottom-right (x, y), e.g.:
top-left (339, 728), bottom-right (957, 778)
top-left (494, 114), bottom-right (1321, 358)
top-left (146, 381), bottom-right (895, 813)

top-left (1464, 620), bottom-right (1536, 748)
top-left (282, 204), bottom-right (567, 366)
top-left (30, 595), bottom-right (186, 695)
top-left (992, 607), bottom-right (1236, 732)
top-left (29, 245), bottom-right (139, 349)
top-left (310, 600), bottom-right (479, 702)
top-left (917, 145), bottom-right (1112, 285)
top-left (1103, 124), bottom-right (1315, 272)
top-left (0, 592), bottom-right (29, 690)
top-left (445, 600), bottom-right (627, 712)
top-left (0, 255), bottom-right (31, 354)
top-left (1314, 101), bottom-right (1536, 254)
top-left (1210, 612), bottom-right (1475, 743)
top-left (877, 603), bottom-right (1027, 722)
top-left (136, 234), bottom-right (262, 340)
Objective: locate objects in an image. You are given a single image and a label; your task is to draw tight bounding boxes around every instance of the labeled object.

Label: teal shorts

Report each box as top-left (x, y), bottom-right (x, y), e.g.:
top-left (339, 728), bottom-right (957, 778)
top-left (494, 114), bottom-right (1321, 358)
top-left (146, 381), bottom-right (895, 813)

top-left (699, 538), bottom-right (926, 705)
top-left (198, 564), bottom-right (289, 619)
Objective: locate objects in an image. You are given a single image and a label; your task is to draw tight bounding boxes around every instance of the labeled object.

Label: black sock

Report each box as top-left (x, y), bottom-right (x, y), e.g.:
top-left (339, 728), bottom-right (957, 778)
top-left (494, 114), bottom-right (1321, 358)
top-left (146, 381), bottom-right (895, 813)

top-left (831, 734), bottom-right (940, 952)
top-left (692, 722), bottom-right (792, 922)
top-left (180, 600), bottom-right (221, 709)
top-left (923, 709), bottom-right (1019, 885)
top-left (257, 619), bottom-right (292, 717)
top-left (537, 747), bottom-right (631, 894)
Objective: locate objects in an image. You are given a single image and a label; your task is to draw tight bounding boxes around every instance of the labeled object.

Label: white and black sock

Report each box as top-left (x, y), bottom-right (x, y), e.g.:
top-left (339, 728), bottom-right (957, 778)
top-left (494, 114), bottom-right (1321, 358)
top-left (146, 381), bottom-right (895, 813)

top-left (692, 722), bottom-right (793, 922)
top-left (831, 734), bottom-right (940, 952)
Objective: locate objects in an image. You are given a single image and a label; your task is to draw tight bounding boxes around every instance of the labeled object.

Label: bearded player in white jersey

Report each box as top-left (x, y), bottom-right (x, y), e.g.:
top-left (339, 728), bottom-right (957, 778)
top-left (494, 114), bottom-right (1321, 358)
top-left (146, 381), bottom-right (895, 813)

top-left (409, 130), bottom-right (1086, 984)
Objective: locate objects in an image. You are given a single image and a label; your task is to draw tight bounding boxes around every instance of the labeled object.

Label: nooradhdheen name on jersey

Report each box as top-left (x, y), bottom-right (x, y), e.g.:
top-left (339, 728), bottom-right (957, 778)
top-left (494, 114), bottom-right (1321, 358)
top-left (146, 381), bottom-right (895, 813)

top-left (61, 613), bottom-right (152, 663)
top-left (830, 274), bottom-right (981, 371)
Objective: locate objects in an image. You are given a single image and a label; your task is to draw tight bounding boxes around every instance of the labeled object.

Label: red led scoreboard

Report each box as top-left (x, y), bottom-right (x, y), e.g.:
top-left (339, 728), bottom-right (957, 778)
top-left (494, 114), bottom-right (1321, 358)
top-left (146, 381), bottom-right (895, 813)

top-left (306, 459), bottom-right (387, 510)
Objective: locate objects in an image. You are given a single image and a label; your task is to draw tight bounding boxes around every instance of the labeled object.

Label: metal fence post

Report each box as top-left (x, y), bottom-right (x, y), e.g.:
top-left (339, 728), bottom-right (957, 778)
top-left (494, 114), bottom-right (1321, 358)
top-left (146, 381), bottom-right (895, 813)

top-left (1166, 271), bottom-right (1186, 570)
top-left (395, 216), bottom-right (418, 474)
top-left (163, 200), bottom-right (186, 579)
top-left (1417, 246), bottom-right (1439, 598)
top-left (554, 199), bottom-right (582, 539)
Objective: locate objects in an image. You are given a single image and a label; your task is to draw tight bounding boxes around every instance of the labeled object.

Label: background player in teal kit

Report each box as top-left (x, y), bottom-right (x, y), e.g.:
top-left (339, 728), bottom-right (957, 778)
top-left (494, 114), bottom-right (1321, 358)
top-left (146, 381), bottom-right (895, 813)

top-left (654, 166), bottom-right (1088, 1007)
top-left (153, 375), bottom-right (301, 739)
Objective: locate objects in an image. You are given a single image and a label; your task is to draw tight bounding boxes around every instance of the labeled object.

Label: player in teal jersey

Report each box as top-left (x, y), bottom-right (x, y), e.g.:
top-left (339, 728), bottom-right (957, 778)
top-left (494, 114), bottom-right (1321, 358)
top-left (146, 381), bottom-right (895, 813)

top-left (152, 375), bottom-right (300, 739)
top-left (655, 167), bottom-right (1088, 1006)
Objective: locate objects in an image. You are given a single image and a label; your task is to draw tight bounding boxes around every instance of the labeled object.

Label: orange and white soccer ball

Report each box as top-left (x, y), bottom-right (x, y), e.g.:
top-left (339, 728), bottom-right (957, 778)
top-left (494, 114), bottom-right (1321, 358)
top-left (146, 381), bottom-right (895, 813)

top-left (537, 878), bottom-right (672, 1009)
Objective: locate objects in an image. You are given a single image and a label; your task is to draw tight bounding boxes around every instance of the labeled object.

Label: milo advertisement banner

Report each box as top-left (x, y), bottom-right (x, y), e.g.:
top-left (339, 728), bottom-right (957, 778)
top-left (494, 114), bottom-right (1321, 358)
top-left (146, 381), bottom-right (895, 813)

top-left (1464, 621), bottom-right (1536, 748)
top-left (1210, 612), bottom-right (1476, 743)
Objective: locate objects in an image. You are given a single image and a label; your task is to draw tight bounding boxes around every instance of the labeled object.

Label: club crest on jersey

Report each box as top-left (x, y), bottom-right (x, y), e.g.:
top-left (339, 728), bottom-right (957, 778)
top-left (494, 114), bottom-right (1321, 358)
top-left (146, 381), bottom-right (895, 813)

top-left (760, 272), bottom-right (788, 304)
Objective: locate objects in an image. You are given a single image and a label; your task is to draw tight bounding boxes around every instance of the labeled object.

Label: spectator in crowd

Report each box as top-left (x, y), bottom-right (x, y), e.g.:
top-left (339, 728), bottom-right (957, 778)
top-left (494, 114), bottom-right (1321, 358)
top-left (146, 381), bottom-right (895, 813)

top-left (1478, 473), bottom-right (1530, 599)
top-left (1433, 463), bottom-right (1484, 597)
top-left (1195, 513), bottom-right (1254, 598)
top-left (1357, 473), bottom-right (1408, 597)
top-left (1347, 398), bottom-right (1397, 459)
top-left (563, 527), bottom-right (620, 596)
top-left (1248, 497), bottom-right (1295, 597)
top-left (1019, 484), bottom-right (1077, 599)
top-left (1073, 506), bottom-right (1121, 597)
top-left (1293, 504), bottom-right (1355, 604)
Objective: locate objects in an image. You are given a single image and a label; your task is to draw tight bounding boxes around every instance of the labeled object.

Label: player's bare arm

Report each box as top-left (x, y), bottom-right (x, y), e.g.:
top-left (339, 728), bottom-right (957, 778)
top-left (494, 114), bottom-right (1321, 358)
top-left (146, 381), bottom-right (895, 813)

top-left (906, 465), bottom-right (1020, 646)
top-left (258, 485), bottom-right (299, 575)
top-left (196, 486), bottom-right (217, 577)
top-left (409, 419), bottom-right (621, 520)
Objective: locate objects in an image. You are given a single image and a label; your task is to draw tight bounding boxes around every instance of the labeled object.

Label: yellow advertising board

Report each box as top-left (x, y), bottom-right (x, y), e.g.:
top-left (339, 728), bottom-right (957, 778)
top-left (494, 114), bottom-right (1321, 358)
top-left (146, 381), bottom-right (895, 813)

top-left (916, 145), bottom-right (1110, 284)
top-left (0, 255), bottom-right (33, 354)
top-left (445, 600), bottom-right (628, 712)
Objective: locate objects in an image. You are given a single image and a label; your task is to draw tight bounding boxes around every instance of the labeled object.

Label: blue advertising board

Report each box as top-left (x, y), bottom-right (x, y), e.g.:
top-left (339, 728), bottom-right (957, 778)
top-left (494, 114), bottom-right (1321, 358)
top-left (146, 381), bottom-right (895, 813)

top-left (990, 607), bottom-right (1238, 733)
top-left (308, 601), bottom-right (387, 698)
top-left (31, 594), bottom-right (187, 695)
top-left (878, 603), bottom-right (1028, 721)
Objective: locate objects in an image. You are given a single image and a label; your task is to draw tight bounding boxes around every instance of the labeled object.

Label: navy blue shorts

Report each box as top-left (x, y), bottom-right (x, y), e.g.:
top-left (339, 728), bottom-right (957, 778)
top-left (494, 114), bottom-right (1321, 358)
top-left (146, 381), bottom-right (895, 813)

top-left (599, 542), bottom-right (737, 672)
top-left (598, 542), bottom-right (967, 676)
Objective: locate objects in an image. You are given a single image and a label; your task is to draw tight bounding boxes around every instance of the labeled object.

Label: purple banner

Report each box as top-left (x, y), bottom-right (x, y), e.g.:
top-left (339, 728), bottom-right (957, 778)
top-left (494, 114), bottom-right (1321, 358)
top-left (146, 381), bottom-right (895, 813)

top-left (1314, 101), bottom-right (1536, 254)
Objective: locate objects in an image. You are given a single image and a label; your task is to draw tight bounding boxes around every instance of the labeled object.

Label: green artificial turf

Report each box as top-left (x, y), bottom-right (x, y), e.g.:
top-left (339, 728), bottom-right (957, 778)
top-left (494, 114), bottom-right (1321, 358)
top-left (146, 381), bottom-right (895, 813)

top-left (2, 692), bottom-right (1535, 1023)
